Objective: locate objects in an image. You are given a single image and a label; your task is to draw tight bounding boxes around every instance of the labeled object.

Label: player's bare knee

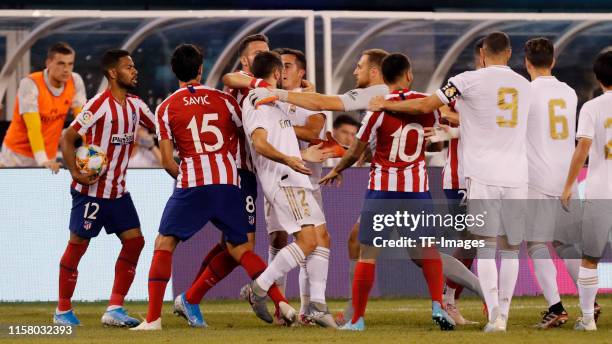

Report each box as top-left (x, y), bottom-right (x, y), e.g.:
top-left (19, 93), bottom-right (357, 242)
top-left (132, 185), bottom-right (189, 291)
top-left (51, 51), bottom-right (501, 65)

top-left (295, 226), bottom-right (317, 254)
top-left (582, 255), bottom-right (600, 267)
top-left (315, 225), bottom-right (331, 248)
top-left (269, 231), bottom-right (288, 249)
top-left (154, 234), bottom-right (178, 252)
top-left (69, 232), bottom-right (90, 245)
top-left (359, 244), bottom-right (380, 261)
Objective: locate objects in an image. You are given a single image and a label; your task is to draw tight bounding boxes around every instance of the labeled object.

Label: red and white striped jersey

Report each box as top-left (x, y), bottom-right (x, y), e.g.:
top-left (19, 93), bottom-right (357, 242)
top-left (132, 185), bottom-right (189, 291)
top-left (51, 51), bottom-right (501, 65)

top-left (357, 89), bottom-right (438, 192)
top-left (70, 89), bottom-right (155, 199)
top-left (156, 83), bottom-right (240, 188)
top-left (226, 70), bottom-right (254, 172)
top-left (440, 101), bottom-right (465, 189)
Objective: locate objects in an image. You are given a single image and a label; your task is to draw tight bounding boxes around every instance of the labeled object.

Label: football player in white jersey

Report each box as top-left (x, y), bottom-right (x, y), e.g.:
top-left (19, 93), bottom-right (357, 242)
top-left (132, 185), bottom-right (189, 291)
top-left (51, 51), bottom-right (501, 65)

top-left (523, 37), bottom-right (579, 328)
top-left (369, 32), bottom-right (532, 332)
top-left (265, 47), bottom-right (335, 327)
top-left (250, 49), bottom-right (390, 324)
top-left (561, 50), bottom-right (612, 331)
top-left (240, 51), bottom-right (336, 327)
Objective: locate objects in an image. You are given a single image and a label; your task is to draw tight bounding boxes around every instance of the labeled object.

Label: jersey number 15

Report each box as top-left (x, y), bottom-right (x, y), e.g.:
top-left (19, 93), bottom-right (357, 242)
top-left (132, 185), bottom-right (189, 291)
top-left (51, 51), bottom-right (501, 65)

top-left (186, 113), bottom-right (224, 153)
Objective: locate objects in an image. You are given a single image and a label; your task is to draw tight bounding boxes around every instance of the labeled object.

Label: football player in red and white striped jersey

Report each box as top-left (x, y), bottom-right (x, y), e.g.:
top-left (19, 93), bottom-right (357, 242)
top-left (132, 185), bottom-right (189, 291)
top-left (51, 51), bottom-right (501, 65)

top-left (188, 35), bottom-right (271, 294)
top-left (55, 49), bottom-right (153, 327)
top-left (135, 44), bottom-right (288, 330)
top-left (321, 53), bottom-right (455, 331)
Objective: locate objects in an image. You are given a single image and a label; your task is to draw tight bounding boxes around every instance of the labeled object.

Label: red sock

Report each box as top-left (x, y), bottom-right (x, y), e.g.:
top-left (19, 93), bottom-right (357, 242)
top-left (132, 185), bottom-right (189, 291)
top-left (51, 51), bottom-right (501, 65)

top-left (192, 243), bottom-right (225, 285)
top-left (419, 248), bottom-right (444, 303)
top-left (58, 241), bottom-right (89, 311)
top-left (146, 250), bottom-right (172, 323)
top-left (186, 249), bottom-right (239, 304)
top-left (109, 236), bottom-right (144, 307)
top-left (239, 250), bottom-right (287, 306)
top-left (352, 262), bottom-right (375, 324)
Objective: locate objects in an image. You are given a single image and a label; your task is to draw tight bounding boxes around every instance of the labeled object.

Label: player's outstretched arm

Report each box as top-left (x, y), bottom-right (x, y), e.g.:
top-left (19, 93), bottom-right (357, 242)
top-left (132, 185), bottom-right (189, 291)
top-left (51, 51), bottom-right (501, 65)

top-left (60, 127), bottom-right (98, 185)
top-left (369, 94), bottom-right (444, 115)
top-left (274, 89), bottom-right (345, 112)
top-left (561, 138), bottom-right (591, 210)
top-left (251, 128), bottom-right (311, 175)
top-left (320, 139), bottom-right (367, 186)
top-left (222, 71), bottom-right (270, 90)
top-left (159, 139), bottom-right (179, 179)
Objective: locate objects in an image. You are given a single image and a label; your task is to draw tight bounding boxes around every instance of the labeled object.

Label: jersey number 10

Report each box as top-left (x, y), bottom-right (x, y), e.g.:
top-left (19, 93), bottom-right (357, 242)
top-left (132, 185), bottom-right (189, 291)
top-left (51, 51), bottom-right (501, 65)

top-left (389, 123), bottom-right (424, 163)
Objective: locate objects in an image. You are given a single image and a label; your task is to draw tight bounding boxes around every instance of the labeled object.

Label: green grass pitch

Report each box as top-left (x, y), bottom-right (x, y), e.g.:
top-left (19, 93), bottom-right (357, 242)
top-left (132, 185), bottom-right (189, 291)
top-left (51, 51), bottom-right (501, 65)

top-left (0, 296), bottom-right (610, 343)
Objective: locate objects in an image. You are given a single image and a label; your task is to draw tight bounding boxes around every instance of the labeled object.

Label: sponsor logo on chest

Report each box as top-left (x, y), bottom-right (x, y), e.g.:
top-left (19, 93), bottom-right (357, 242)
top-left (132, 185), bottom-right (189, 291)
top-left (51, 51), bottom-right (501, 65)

top-left (111, 132), bottom-right (135, 145)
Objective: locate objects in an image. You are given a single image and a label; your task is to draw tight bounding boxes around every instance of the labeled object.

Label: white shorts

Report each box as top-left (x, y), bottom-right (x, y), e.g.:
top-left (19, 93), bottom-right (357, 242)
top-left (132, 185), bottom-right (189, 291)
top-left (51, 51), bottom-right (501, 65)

top-left (265, 186), bottom-right (325, 235)
top-left (466, 178), bottom-right (527, 246)
top-left (581, 200), bottom-right (612, 258)
top-left (525, 188), bottom-right (560, 242)
top-left (0, 145), bottom-right (37, 167)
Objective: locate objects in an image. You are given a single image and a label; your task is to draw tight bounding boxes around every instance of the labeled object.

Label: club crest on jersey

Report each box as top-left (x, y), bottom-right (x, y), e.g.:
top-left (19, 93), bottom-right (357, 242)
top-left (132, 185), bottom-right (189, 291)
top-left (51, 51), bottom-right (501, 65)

top-left (248, 215), bottom-right (255, 225)
top-left (83, 220), bottom-right (92, 230)
top-left (111, 133), bottom-right (135, 145)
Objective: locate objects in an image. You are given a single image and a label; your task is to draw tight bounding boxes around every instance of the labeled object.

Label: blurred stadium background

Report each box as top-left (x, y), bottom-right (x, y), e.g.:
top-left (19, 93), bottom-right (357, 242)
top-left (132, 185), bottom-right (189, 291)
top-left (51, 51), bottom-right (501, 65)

top-left (0, 1), bottom-right (611, 305)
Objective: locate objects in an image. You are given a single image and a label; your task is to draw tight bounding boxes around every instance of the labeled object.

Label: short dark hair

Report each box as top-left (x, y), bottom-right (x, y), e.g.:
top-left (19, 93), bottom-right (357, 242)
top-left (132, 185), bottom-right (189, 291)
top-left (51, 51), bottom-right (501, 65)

top-left (474, 38), bottom-right (484, 55)
top-left (238, 34), bottom-right (269, 57)
top-left (171, 44), bottom-right (203, 82)
top-left (362, 49), bottom-right (389, 70)
top-left (483, 31), bottom-right (511, 55)
top-left (275, 47), bottom-right (307, 72)
top-left (101, 49), bottom-right (130, 78)
top-left (251, 51), bottom-right (282, 79)
top-left (381, 53), bottom-right (411, 84)
top-left (524, 37), bottom-right (555, 68)
top-left (593, 50), bottom-right (612, 87)
top-left (47, 42), bottom-right (74, 60)
top-left (333, 114), bottom-right (360, 130)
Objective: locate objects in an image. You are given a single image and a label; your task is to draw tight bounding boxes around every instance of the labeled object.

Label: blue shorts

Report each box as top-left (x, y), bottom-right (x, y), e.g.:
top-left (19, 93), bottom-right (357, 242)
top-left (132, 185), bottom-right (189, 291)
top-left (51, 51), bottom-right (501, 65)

top-left (444, 188), bottom-right (467, 216)
top-left (239, 169), bottom-right (257, 233)
top-left (158, 184), bottom-right (249, 245)
top-left (69, 189), bottom-right (140, 239)
top-left (359, 190), bottom-right (433, 245)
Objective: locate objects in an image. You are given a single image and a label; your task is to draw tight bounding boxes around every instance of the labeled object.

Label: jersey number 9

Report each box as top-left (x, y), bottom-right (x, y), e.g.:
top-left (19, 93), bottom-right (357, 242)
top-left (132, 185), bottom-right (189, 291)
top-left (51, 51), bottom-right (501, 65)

top-left (497, 87), bottom-right (518, 128)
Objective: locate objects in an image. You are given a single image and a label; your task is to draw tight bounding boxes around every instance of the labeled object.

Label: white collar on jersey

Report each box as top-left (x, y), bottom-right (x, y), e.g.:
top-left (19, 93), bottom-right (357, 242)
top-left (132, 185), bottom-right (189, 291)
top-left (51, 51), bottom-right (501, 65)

top-left (486, 65), bottom-right (510, 69)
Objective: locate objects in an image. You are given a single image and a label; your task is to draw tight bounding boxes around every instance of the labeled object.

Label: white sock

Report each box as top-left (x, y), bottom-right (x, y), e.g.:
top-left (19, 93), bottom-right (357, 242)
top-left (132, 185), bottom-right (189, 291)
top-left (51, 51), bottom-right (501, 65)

top-left (55, 308), bottom-right (71, 314)
top-left (268, 246), bottom-right (287, 294)
top-left (477, 246), bottom-right (498, 322)
top-left (299, 260), bottom-right (310, 315)
top-left (106, 304), bottom-right (122, 312)
top-left (529, 244), bottom-right (560, 307)
top-left (257, 242), bottom-right (305, 291)
top-left (444, 286), bottom-right (456, 305)
top-left (498, 250), bottom-right (519, 320)
top-left (577, 266), bottom-right (598, 323)
top-left (307, 247), bottom-right (330, 305)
